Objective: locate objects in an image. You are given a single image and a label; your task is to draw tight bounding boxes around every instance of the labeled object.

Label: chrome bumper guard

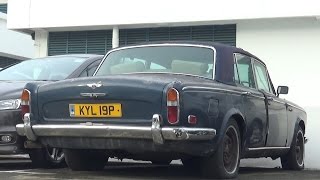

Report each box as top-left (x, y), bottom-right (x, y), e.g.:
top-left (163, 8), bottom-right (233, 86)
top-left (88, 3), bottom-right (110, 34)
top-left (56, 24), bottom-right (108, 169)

top-left (16, 114), bottom-right (216, 145)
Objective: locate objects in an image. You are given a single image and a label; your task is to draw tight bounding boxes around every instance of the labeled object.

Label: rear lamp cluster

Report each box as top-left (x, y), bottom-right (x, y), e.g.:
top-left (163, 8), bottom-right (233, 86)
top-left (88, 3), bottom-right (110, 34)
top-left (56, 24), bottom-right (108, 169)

top-left (167, 88), bottom-right (179, 124)
top-left (21, 89), bottom-right (31, 118)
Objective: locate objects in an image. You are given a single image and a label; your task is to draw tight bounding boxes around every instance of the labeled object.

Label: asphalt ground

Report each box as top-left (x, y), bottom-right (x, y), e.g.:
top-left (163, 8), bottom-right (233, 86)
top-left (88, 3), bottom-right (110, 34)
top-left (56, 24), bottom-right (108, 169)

top-left (0, 157), bottom-right (319, 180)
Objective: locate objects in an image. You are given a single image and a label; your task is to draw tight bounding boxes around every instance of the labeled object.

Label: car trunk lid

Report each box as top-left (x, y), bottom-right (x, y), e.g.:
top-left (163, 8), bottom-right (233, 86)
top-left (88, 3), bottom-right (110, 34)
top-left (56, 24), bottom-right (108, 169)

top-left (37, 74), bottom-right (173, 124)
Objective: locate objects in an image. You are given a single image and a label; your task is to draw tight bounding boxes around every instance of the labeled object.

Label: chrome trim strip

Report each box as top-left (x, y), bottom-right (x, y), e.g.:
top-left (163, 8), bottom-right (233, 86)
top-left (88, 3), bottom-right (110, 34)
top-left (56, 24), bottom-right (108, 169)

top-left (248, 147), bottom-right (290, 151)
top-left (286, 103), bottom-right (306, 112)
top-left (273, 99), bottom-right (286, 105)
top-left (80, 93), bottom-right (106, 98)
top-left (182, 86), bottom-right (265, 100)
top-left (93, 43), bottom-right (217, 79)
top-left (182, 86), bottom-right (242, 95)
top-left (249, 94), bottom-right (265, 100)
top-left (16, 114), bottom-right (216, 145)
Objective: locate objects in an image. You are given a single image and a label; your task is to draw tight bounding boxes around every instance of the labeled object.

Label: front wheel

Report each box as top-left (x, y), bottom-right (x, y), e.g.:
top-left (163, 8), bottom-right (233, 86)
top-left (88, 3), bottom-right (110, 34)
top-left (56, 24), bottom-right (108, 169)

top-left (200, 119), bottom-right (241, 179)
top-left (281, 126), bottom-right (305, 170)
top-left (29, 147), bottom-right (65, 168)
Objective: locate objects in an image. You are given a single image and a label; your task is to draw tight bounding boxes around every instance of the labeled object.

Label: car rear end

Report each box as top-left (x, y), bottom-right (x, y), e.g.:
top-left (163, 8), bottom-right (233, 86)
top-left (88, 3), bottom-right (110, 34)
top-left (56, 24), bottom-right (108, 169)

top-left (17, 75), bottom-right (216, 157)
top-left (16, 44), bottom-right (218, 162)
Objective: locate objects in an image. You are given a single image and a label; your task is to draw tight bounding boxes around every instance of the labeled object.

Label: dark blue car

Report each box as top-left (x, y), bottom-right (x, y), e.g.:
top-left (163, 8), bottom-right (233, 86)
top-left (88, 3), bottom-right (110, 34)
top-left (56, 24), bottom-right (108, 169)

top-left (0, 54), bottom-right (102, 167)
top-left (16, 42), bottom-right (306, 178)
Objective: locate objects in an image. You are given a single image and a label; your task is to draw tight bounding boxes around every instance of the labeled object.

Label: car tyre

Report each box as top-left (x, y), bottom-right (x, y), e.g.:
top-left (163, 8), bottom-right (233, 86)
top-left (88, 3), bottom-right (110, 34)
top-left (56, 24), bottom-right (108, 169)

top-left (151, 160), bottom-right (172, 165)
top-left (64, 149), bottom-right (108, 171)
top-left (29, 147), bottom-right (65, 168)
top-left (281, 126), bottom-right (305, 170)
top-left (200, 118), bottom-right (240, 179)
top-left (181, 157), bottom-right (202, 171)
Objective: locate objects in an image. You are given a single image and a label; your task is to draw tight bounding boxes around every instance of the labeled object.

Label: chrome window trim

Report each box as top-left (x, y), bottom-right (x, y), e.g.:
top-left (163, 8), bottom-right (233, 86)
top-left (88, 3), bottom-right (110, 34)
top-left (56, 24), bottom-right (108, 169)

top-left (233, 53), bottom-right (257, 89)
top-left (233, 53), bottom-right (241, 84)
top-left (93, 43), bottom-right (217, 79)
top-left (98, 72), bottom-right (215, 81)
top-left (252, 58), bottom-right (273, 94)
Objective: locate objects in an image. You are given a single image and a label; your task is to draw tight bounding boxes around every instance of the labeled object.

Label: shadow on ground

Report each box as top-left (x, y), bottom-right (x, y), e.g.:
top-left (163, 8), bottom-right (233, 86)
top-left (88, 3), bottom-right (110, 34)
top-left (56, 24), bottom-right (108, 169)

top-left (0, 159), bottom-right (319, 180)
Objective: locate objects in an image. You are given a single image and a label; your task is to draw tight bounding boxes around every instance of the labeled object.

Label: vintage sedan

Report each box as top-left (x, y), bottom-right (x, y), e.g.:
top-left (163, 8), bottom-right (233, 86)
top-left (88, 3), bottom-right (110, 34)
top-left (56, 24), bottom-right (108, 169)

top-left (0, 54), bottom-right (102, 167)
top-left (16, 42), bottom-right (306, 179)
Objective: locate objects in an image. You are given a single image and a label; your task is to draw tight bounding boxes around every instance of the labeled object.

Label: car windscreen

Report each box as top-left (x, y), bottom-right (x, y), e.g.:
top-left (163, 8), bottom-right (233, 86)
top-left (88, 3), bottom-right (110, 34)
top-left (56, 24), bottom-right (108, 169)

top-left (0, 57), bottom-right (87, 81)
top-left (95, 46), bottom-right (214, 78)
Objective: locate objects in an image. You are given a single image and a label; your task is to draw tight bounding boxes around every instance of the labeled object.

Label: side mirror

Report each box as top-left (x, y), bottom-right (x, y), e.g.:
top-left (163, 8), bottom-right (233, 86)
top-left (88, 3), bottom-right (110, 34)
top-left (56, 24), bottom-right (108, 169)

top-left (277, 86), bottom-right (289, 96)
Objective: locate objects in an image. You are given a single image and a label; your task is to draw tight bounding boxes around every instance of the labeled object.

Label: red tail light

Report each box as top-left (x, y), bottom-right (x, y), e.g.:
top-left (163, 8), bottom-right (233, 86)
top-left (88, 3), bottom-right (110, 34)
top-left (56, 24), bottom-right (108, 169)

top-left (167, 88), bottom-right (179, 124)
top-left (21, 89), bottom-right (31, 118)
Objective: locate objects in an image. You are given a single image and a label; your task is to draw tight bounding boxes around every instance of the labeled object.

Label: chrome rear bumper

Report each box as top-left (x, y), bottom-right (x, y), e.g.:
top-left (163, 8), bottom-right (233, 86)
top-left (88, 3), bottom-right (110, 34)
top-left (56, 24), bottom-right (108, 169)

top-left (16, 114), bottom-right (216, 145)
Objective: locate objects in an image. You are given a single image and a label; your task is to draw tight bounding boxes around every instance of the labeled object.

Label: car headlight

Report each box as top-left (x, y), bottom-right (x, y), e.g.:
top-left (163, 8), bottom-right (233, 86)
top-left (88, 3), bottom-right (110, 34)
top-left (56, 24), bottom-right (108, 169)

top-left (0, 99), bottom-right (21, 110)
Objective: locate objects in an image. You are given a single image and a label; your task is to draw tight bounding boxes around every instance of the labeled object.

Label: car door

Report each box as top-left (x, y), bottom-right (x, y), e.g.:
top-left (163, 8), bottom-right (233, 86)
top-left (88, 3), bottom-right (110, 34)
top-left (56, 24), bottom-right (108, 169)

top-left (252, 59), bottom-right (288, 147)
top-left (234, 53), bottom-right (268, 148)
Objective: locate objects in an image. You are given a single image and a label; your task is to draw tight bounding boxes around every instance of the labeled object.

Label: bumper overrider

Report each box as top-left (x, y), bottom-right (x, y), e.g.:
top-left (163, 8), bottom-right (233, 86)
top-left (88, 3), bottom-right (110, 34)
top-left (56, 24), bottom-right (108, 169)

top-left (16, 114), bottom-right (216, 145)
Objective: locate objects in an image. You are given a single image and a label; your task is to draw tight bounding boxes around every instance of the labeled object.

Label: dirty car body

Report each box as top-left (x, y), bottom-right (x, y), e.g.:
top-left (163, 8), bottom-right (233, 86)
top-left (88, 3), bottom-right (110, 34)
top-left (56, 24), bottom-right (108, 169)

top-left (17, 42), bottom-right (307, 178)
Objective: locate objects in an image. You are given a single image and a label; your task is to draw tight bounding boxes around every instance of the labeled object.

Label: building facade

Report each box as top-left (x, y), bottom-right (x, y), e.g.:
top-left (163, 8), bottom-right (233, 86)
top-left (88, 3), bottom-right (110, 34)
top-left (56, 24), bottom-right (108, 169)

top-left (6, 0), bottom-right (320, 169)
top-left (0, 0), bottom-right (33, 67)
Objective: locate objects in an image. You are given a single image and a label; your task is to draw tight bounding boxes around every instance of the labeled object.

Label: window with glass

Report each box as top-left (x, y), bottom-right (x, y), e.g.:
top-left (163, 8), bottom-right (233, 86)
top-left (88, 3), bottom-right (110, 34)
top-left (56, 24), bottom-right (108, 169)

top-left (234, 54), bottom-right (255, 88)
top-left (253, 60), bottom-right (271, 93)
top-left (0, 57), bottom-right (87, 81)
top-left (95, 46), bottom-right (214, 78)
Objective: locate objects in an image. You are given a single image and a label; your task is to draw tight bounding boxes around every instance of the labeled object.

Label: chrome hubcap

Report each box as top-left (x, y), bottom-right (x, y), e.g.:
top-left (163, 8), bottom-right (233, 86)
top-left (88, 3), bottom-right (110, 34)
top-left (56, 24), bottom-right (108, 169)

top-left (47, 147), bottom-right (64, 162)
top-left (295, 131), bottom-right (304, 166)
top-left (223, 126), bottom-right (239, 174)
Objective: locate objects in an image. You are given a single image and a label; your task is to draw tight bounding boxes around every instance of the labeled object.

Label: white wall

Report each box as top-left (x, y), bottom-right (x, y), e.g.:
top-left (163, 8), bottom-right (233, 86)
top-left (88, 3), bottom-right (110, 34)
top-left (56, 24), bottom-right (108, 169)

top-left (7, 0), bottom-right (320, 31)
top-left (237, 17), bottom-right (320, 169)
top-left (0, 14), bottom-right (34, 59)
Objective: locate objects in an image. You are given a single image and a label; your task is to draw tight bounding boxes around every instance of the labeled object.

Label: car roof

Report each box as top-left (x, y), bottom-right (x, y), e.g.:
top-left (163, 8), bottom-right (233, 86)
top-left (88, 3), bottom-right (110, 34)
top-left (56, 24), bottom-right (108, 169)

top-left (115, 41), bottom-right (266, 66)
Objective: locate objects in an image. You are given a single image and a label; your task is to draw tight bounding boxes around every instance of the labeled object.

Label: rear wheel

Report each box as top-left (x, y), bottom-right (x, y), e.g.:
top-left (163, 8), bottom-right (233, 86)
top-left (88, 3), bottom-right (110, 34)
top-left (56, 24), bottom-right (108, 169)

top-left (182, 157), bottom-right (201, 170)
top-left (29, 147), bottom-right (65, 168)
top-left (200, 119), bottom-right (241, 179)
top-left (64, 149), bottom-right (108, 171)
top-left (281, 126), bottom-right (305, 170)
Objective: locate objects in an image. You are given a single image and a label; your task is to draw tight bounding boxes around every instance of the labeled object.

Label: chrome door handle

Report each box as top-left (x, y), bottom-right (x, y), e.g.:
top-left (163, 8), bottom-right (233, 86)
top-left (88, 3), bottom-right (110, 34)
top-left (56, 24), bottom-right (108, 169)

top-left (267, 97), bottom-right (274, 101)
top-left (241, 92), bottom-right (252, 96)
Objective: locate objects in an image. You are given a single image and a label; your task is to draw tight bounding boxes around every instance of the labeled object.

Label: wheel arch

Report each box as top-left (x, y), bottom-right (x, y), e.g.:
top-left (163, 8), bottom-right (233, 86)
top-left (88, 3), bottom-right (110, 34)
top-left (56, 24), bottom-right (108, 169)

top-left (218, 108), bottom-right (247, 155)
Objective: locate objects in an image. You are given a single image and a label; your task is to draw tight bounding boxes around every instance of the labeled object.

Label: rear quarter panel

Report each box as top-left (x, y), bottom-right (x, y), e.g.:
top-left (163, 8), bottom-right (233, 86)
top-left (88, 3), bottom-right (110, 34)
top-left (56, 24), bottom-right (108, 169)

top-left (166, 81), bottom-right (246, 151)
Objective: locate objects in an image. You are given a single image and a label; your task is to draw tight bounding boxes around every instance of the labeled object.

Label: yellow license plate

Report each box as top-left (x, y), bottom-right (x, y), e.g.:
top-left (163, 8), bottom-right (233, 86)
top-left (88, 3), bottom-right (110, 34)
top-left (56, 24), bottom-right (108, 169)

top-left (69, 104), bottom-right (122, 118)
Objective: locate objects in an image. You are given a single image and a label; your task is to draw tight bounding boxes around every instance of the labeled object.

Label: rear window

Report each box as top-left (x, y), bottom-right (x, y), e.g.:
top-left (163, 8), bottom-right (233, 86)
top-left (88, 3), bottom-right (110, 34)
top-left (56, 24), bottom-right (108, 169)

top-left (95, 46), bottom-right (214, 78)
top-left (0, 57), bottom-right (87, 81)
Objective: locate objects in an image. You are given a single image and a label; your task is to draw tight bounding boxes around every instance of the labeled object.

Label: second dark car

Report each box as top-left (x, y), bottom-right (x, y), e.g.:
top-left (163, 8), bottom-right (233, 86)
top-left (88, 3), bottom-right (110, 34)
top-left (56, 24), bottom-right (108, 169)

top-left (0, 54), bottom-right (102, 167)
